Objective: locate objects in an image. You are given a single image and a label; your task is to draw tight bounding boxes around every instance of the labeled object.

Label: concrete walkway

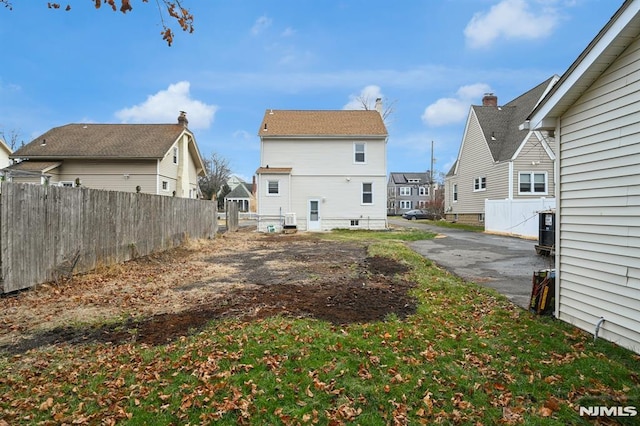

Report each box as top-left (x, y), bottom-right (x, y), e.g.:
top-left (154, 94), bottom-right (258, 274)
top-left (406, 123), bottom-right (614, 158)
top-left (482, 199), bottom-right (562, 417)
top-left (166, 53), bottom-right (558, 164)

top-left (389, 218), bottom-right (555, 309)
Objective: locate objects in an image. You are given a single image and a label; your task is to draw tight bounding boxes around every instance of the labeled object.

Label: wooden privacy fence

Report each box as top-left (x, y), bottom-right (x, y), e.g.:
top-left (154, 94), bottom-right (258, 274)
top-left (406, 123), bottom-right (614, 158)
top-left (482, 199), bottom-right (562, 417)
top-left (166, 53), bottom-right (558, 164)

top-left (226, 201), bottom-right (239, 232)
top-left (0, 182), bottom-right (218, 293)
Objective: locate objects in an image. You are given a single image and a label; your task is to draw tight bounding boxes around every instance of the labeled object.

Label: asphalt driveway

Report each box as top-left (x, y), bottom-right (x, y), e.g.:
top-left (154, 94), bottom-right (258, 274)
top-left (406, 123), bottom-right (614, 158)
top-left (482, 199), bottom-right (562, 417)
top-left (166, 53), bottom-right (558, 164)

top-left (389, 218), bottom-right (555, 309)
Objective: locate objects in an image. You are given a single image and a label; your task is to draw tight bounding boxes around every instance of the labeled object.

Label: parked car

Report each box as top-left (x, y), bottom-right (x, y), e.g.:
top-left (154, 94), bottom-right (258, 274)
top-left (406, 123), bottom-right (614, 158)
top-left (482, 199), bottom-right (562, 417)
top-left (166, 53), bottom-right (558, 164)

top-left (402, 209), bottom-right (431, 220)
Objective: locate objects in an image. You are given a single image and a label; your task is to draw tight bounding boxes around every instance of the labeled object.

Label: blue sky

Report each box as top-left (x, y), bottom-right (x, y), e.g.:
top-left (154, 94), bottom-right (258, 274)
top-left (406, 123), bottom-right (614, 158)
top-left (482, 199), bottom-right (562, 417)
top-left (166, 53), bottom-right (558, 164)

top-left (0, 0), bottom-right (623, 182)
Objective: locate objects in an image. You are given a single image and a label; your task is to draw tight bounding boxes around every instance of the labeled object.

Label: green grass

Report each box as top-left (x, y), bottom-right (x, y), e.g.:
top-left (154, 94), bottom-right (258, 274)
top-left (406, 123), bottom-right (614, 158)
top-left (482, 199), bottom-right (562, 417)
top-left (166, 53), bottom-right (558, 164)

top-left (1, 231), bottom-right (638, 425)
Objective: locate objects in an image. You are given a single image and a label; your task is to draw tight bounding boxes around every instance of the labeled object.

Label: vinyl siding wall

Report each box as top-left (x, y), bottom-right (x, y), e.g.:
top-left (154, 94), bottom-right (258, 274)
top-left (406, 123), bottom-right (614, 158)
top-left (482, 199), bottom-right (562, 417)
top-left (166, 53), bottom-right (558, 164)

top-left (512, 133), bottom-right (556, 199)
top-left (556, 35), bottom-right (640, 354)
top-left (445, 112), bottom-right (509, 221)
top-left (259, 137), bottom-right (387, 231)
top-left (52, 160), bottom-right (158, 194)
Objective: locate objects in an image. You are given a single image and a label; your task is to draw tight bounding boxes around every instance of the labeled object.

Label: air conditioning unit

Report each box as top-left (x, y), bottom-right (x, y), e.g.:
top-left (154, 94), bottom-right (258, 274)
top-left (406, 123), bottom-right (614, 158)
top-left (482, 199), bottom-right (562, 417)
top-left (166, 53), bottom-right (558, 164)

top-left (284, 213), bottom-right (297, 226)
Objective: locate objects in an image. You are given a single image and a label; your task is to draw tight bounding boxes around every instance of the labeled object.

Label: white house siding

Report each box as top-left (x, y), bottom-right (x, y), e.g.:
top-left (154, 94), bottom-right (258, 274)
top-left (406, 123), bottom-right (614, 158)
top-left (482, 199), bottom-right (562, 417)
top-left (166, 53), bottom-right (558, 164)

top-left (260, 137), bottom-right (387, 231)
top-left (257, 172), bottom-right (291, 232)
top-left (512, 133), bottom-right (556, 199)
top-left (556, 36), bottom-right (640, 353)
top-left (447, 112), bottom-right (509, 218)
top-left (290, 175), bottom-right (387, 231)
top-left (53, 160), bottom-right (158, 194)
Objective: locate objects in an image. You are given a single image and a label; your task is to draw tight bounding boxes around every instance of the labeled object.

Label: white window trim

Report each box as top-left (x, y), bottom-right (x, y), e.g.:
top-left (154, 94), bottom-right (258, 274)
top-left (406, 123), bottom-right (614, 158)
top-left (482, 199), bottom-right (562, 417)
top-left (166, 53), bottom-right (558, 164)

top-left (59, 181), bottom-right (74, 188)
top-left (173, 147), bottom-right (179, 165)
top-left (161, 180), bottom-right (170, 192)
top-left (518, 171), bottom-right (548, 195)
top-left (266, 179), bottom-right (280, 196)
top-left (361, 182), bottom-right (373, 205)
top-left (473, 176), bottom-right (487, 192)
top-left (354, 142), bottom-right (366, 164)
top-left (400, 200), bottom-right (412, 209)
top-left (400, 187), bottom-right (411, 196)
top-left (419, 187), bottom-right (428, 196)
top-left (453, 184), bottom-right (458, 202)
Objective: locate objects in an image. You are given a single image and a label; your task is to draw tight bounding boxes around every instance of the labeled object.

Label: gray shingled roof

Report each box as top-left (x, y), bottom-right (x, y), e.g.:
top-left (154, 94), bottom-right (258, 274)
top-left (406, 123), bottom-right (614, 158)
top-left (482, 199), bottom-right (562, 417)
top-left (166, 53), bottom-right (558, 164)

top-left (258, 110), bottom-right (388, 137)
top-left (12, 123), bottom-right (189, 159)
top-left (225, 183), bottom-right (253, 199)
top-left (389, 172), bottom-right (431, 184)
top-left (472, 77), bottom-right (555, 162)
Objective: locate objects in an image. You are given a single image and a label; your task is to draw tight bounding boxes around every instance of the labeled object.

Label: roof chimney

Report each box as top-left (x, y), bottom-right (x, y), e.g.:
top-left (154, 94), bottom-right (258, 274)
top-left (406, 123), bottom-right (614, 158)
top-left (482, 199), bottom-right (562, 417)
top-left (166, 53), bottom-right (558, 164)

top-left (482, 93), bottom-right (497, 107)
top-left (178, 111), bottom-right (188, 127)
top-left (375, 98), bottom-right (383, 115)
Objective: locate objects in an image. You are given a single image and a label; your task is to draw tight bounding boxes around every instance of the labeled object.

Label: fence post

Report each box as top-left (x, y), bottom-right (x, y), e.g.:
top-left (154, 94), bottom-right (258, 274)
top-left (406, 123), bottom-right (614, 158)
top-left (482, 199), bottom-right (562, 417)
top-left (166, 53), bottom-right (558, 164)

top-left (226, 201), bottom-right (239, 232)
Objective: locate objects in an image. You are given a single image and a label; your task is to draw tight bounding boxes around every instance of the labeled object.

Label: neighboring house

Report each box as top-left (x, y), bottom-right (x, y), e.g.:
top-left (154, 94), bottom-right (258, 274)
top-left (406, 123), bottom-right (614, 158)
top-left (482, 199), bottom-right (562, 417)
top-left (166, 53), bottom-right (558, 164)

top-left (0, 138), bottom-right (12, 170)
top-left (5, 112), bottom-right (205, 198)
top-left (256, 109), bottom-right (388, 232)
top-left (223, 175), bottom-right (256, 213)
top-left (387, 172), bottom-right (432, 215)
top-left (526, 0), bottom-right (640, 354)
top-left (444, 78), bottom-right (558, 230)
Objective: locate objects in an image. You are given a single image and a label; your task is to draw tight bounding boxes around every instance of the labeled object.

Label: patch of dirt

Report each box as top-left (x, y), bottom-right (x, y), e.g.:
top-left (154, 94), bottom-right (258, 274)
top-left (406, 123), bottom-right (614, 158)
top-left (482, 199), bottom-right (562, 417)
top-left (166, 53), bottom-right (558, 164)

top-left (0, 228), bottom-right (416, 355)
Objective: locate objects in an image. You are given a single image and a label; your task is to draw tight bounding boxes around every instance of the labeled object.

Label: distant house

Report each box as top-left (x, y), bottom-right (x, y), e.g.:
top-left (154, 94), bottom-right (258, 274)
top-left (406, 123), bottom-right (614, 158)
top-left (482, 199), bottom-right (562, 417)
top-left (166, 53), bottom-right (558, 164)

top-left (256, 109), bottom-right (388, 232)
top-left (526, 0), bottom-right (640, 354)
top-left (387, 172), bottom-right (432, 215)
top-left (5, 112), bottom-right (205, 198)
top-left (223, 175), bottom-right (256, 213)
top-left (444, 77), bottom-right (558, 232)
top-left (0, 138), bottom-right (12, 170)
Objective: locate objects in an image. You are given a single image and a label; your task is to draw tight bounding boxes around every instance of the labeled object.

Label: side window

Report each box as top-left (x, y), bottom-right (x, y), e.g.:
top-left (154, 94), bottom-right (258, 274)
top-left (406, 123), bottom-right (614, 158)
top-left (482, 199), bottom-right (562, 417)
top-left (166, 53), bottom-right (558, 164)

top-left (267, 180), bottom-right (280, 195)
top-left (173, 147), bottom-right (178, 164)
top-left (362, 182), bottom-right (373, 204)
top-left (519, 172), bottom-right (547, 194)
top-left (453, 184), bottom-right (458, 202)
top-left (354, 143), bottom-right (366, 163)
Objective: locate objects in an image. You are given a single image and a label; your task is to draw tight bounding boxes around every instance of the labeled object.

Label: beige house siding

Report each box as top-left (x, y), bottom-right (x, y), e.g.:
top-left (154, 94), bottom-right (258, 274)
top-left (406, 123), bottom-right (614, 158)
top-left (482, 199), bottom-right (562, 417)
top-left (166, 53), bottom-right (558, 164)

top-left (446, 112), bottom-right (508, 222)
top-left (556, 35), bottom-right (640, 353)
top-left (52, 160), bottom-right (158, 194)
top-left (512, 133), bottom-right (556, 198)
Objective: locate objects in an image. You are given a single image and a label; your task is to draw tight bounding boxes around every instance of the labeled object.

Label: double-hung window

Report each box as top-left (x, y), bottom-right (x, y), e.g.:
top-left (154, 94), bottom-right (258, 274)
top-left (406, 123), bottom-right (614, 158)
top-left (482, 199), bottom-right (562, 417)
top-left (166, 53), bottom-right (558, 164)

top-left (419, 186), bottom-right (428, 196)
top-left (400, 187), bottom-right (411, 196)
top-left (519, 172), bottom-right (547, 194)
top-left (267, 180), bottom-right (280, 196)
top-left (400, 200), bottom-right (412, 209)
top-left (362, 182), bottom-right (373, 204)
top-left (173, 147), bottom-right (178, 165)
top-left (453, 184), bottom-right (458, 202)
top-left (354, 143), bottom-right (366, 163)
top-left (473, 177), bottom-right (486, 192)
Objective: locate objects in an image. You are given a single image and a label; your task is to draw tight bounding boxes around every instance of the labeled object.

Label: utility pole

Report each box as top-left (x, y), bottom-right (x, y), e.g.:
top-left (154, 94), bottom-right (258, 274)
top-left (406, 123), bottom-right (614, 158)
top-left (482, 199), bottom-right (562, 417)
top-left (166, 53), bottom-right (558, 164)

top-left (430, 140), bottom-right (435, 202)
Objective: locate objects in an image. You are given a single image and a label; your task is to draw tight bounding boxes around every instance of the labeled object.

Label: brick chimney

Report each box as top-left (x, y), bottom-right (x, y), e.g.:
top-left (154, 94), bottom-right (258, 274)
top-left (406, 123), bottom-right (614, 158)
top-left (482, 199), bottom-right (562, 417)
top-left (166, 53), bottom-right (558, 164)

top-left (482, 93), bottom-right (497, 107)
top-left (178, 111), bottom-right (188, 127)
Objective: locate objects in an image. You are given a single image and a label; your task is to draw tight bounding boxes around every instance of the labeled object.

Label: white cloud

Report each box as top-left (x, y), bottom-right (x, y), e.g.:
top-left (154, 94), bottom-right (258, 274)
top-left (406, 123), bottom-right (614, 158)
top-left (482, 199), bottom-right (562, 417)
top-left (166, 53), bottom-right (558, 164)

top-left (232, 130), bottom-right (251, 140)
top-left (343, 85), bottom-right (384, 110)
top-left (422, 83), bottom-right (491, 127)
top-left (251, 15), bottom-right (272, 35)
top-left (464, 0), bottom-right (559, 48)
top-left (281, 27), bottom-right (296, 37)
top-left (115, 81), bottom-right (217, 130)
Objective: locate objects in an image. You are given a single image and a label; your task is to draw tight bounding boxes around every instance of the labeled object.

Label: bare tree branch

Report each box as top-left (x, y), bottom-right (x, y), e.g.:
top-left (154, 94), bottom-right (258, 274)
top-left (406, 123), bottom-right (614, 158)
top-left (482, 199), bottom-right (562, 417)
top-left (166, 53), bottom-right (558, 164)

top-left (1, 1), bottom-right (194, 46)
top-left (198, 152), bottom-right (231, 204)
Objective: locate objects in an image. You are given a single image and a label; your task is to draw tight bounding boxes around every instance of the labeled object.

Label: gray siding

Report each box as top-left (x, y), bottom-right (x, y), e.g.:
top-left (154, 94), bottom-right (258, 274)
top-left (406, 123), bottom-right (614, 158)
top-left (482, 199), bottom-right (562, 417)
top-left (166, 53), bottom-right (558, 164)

top-left (557, 35), bottom-right (640, 353)
top-left (512, 133), bottom-right (556, 198)
top-left (446, 111), bottom-right (509, 216)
